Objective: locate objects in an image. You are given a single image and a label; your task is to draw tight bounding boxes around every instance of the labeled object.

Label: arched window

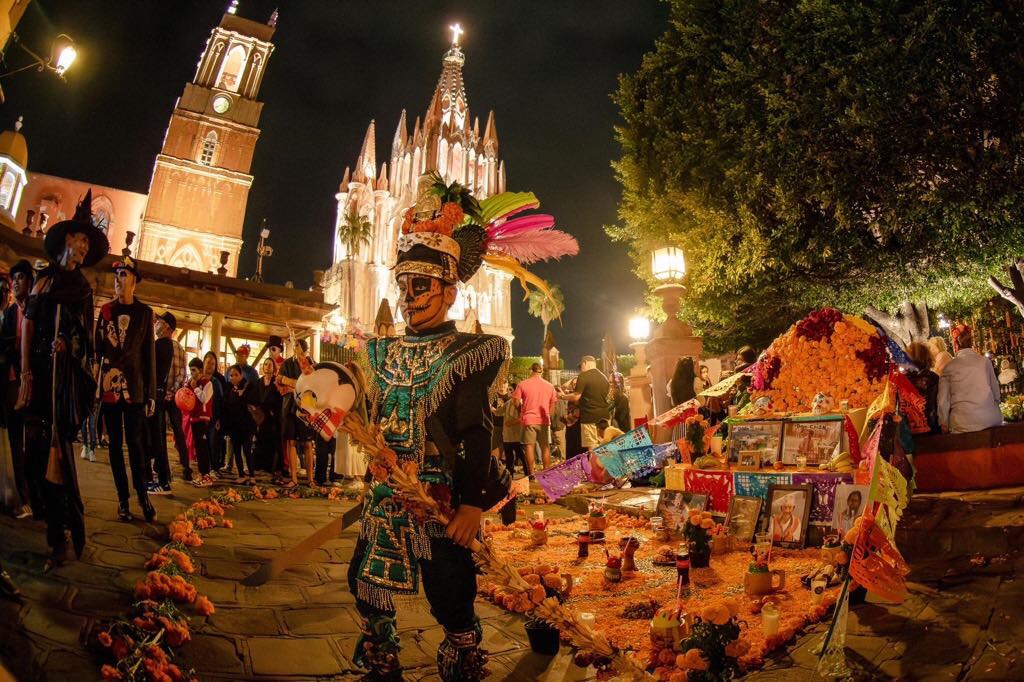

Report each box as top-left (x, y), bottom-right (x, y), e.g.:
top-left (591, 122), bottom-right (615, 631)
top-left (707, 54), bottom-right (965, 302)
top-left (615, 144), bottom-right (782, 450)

top-left (199, 131), bottom-right (218, 166)
top-left (216, 44), bottom-right (247, 92)
top-left (0, 170), bottom-right (15, 209)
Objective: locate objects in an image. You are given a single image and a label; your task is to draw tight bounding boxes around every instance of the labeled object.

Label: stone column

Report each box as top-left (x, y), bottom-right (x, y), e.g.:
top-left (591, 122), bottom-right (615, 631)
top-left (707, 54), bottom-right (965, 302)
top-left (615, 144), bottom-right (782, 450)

top-left (646, 283), bottom-right (702, 440)
top-left (210, 313), bottom-right (224, 363)
top-left (627, 341), bottom-right (653, 429)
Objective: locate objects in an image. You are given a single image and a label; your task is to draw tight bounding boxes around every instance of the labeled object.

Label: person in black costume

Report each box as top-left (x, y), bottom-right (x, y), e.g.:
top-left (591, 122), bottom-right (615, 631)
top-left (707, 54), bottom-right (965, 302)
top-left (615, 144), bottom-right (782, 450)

top-left (95, 256), bottom-right (157, 522)
top-left (0, 259), bottom-right (35, 518)
top-left (16, 191), bottom-right (106, 571)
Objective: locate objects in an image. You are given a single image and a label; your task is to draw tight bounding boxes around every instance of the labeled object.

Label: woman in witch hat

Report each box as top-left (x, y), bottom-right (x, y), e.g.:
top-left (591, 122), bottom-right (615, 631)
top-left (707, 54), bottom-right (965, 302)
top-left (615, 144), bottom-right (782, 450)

top-left (16, 190), bottom-right (107, 571)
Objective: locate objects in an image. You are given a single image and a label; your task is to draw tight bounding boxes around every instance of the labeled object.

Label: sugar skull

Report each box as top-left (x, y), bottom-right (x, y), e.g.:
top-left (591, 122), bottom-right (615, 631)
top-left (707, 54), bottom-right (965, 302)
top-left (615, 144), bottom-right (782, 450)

top-left (811, 393), bottom-right (835, 415)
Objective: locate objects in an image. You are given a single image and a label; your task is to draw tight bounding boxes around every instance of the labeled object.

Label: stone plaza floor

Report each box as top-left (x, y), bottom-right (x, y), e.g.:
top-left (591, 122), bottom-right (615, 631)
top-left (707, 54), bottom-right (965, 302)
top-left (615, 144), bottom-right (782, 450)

top-left (1, 446), bottom-right (1022, 680)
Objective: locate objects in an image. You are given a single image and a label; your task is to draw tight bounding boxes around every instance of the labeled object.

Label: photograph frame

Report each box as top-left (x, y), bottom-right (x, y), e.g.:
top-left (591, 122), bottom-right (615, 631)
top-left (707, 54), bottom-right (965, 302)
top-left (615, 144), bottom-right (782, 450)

top-left (727, 420), bottom-right (784, 466)
top-left (655, 489), bottom-right (710, 532)
top-left (765, 483), bottom-right (813, 549)
top-left (725, 495), bottom-right (763, 543)
top-left (781, 420), bottom-right (843, 466)
top-left (832, 483), bottom-right (870, 536)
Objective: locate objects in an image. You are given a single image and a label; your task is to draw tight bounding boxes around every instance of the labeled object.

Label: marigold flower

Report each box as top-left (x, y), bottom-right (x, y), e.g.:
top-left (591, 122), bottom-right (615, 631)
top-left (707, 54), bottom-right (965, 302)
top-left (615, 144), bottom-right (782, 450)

top-left (100, 664), bottom-right (123, 680)
top-left (701, 603), bottom-right (732, 626)
top-left (194, 595), bottom-right (215, 616)
top-left (682, 648), bottom-right (709, 671)
top-left (97, 631), bottom-right (113, 647)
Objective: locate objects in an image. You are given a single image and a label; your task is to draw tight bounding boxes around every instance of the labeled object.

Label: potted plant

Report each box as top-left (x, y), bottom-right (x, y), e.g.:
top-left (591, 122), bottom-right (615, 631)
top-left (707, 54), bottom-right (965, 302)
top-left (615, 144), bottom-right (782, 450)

top-left (683, 510), bottom-right (715, 568)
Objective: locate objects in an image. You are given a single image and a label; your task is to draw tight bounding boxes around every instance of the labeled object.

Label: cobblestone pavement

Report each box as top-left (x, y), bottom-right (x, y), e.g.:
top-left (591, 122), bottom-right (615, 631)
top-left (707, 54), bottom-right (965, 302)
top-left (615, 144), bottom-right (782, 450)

top-left (1, 448), bottom-right (1022, 680)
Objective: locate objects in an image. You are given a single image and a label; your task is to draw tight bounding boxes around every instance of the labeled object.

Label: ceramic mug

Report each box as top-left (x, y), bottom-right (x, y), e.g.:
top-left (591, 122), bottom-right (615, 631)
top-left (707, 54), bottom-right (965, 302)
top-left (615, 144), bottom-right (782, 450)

top-left (744, 569), bottom-right (787, 596)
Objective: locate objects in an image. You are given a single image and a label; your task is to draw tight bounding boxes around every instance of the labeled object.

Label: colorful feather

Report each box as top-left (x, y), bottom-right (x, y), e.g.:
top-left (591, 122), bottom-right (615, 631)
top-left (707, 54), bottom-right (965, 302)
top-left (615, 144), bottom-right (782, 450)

top-left (483, 253), bottom-right (560, 303)
top-left (486, 229), bottom-right (579, 264)
top-left (486, 214), bottom-right (556, 239)
top-left (478, 192), bottom-right (539, 224)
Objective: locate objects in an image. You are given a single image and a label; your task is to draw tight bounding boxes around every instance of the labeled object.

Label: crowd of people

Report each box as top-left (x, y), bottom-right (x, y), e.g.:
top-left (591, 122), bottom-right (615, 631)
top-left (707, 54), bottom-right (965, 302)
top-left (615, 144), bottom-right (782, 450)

top-left (0, 223), bottom-right (359, 576)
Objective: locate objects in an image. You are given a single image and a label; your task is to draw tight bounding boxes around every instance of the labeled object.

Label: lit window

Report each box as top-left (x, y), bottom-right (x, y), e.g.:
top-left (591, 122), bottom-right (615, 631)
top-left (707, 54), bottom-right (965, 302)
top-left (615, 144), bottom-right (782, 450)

top-left (0, 169), bottom-right (14, 209)
top-left (199, 131), bottom-right (218, 166)
top-left (216, 44), bottom-right (247, 92)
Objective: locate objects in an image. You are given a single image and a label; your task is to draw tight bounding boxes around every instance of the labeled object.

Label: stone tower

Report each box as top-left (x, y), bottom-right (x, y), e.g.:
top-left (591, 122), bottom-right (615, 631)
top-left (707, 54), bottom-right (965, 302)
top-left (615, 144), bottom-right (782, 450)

top-left (324, 27), bottom-right (513, 342)
top-left (136, 6), bottom-right (276, 276)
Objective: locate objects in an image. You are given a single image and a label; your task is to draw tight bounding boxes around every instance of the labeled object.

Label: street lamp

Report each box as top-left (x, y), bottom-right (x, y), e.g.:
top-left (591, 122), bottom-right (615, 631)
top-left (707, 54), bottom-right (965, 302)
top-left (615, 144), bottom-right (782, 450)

top-left (252, 220), bottom-right (273, 283)
top-left (628, 316), bottom-right (651, 342)
top-left (651, 246), bottom-right (685, 282)
top-left (1, 33), bottom-right (78, 80)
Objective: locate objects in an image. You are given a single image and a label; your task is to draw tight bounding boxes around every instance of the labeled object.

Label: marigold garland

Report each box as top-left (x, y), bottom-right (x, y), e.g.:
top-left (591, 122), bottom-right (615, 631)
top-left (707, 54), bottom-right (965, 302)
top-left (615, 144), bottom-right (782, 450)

top-left (97, 484), bottom-right (361, 681)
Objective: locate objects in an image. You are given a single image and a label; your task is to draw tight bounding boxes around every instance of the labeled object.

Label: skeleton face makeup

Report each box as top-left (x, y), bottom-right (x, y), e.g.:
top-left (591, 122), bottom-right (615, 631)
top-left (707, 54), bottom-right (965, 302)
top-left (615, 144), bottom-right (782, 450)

top-left (114, 268), bottom-right (137, 299)
top-left (397, 274), bottom-right (455, 332)
top-left (64, 232), bottom-right (90, 268)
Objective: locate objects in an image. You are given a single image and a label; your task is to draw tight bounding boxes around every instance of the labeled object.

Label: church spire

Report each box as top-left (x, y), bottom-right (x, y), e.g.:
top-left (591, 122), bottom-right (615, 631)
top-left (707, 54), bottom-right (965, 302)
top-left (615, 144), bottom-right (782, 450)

top-left (482, 110), bottom-right (499, 156)
top-left (354, 120), bottom-right (376, 183)
top-left (426, 26), bottom-right (468, 133)
top-left (392, 109), bottom-right (408, 149)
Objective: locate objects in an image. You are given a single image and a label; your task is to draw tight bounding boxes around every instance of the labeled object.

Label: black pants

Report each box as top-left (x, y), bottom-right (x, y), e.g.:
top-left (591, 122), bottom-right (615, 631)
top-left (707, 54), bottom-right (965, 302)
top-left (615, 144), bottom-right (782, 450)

top-left (254, 420), bottom-right (279, 472)
top-left (191, 421), bottom-right (211, 475)
top-left (227, 429), bottom-right (255, 477)
top-left (103, 401), bottom-right (150, 504)
top-left (146, 401), bottom-right (170, 487)
top-left (210, 421), bottom-right (225, 471)
top-left (501, 443), bottom-right (528, 524)
top-left (313, 437), bottom-right (334, 485)
top-left (6, 409), bottom-right (34, 511)
top-left (348, 534), bottom-right (478, 633)
top-left (164, 401), bottom-right (190, 476)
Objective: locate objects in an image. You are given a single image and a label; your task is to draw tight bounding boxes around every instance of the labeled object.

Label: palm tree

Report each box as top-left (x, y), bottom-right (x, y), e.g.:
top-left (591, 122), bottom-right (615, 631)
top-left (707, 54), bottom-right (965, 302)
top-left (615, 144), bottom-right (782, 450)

top-left (527, 284), bottom-right (565, 358)
top-left (338, 207), bottom-right (374, 323)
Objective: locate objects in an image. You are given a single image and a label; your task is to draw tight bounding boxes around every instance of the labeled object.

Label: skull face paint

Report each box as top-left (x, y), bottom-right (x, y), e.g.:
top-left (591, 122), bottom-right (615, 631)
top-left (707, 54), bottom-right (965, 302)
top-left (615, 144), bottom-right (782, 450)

top-left (397, 274), bottom-right (455, 332)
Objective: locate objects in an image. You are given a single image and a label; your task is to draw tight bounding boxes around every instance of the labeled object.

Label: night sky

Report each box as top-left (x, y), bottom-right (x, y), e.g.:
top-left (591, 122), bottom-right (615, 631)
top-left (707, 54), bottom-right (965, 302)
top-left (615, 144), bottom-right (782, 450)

top-left (6, 1), bottom-right (668, 362)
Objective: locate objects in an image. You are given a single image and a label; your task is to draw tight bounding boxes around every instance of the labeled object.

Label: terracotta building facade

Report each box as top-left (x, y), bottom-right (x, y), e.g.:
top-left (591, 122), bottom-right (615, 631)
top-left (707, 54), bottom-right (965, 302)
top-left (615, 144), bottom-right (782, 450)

top-left (136, 11), bottom-right (275, 276)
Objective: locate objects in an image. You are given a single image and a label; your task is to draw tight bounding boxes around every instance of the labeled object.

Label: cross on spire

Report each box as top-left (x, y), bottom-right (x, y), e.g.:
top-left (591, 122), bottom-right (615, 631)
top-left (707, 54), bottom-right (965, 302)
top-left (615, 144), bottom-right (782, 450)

top-left (449, 23), bottom-right (463, 47)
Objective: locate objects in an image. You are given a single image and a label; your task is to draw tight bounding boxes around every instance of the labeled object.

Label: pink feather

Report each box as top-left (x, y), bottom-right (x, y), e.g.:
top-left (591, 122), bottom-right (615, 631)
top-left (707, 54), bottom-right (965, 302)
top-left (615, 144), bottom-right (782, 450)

top-left (486, 214), bottom-right (556, 239)
top-left (486, 229), bottom-right (579, 264)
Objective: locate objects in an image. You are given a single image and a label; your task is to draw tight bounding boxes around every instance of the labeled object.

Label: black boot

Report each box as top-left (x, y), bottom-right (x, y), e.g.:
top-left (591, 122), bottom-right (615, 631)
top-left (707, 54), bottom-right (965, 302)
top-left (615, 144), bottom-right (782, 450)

top-left (437, 622), bottom-right (489, 682)
top-left (140, 496), bottom-right (156, 522)
top-left (117, 501), bottom-right (134, 522)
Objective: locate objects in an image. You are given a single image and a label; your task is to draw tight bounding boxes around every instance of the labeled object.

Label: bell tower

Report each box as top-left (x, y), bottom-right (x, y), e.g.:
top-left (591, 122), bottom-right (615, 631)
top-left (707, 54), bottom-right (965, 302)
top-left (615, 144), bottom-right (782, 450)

top-left (137, 5), bottom-right (276, 276)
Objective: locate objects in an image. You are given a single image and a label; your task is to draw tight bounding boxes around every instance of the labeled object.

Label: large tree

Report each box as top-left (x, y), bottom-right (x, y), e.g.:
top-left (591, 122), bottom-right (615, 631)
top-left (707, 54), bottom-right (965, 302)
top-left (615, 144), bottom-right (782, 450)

top-left (609, 0), bottom-right (1024, 352)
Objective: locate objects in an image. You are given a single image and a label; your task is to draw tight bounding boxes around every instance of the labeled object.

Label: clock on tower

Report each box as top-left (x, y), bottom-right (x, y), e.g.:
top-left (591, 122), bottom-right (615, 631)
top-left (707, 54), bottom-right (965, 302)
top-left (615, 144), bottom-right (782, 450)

top-left (136, 7), bottom-right (276, 276)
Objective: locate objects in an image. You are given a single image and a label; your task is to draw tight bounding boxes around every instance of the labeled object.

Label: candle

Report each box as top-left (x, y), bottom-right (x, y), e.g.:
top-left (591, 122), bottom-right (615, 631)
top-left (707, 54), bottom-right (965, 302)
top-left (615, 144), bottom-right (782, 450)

top-left (811, 578), bottom-right (827, 604)
top-left (728, 405), bottom-right (738, 417)
top-left (795, 455), bottom-right (808, 469)
top-left (761, 603), bottom-right (780, 636)
top-left (579, 612), bottom-right (596, 628)
top-left (534, 510), bottom-right (545, 522)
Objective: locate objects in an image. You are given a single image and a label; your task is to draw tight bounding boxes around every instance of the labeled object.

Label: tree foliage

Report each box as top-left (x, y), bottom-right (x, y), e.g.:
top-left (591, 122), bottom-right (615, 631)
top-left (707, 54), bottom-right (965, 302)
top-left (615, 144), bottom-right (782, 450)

top-left (610, 0), bottom-right (1024, 352)
top-left (527, 284), bottom-right (565, 353)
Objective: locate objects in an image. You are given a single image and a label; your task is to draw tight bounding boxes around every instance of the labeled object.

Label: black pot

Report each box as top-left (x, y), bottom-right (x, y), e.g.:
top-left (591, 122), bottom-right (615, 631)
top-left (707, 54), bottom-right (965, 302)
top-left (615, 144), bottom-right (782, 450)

top-left (525, 623), bottom-right (561, 655)
top-left (690, 544), bottom-right (711, 568)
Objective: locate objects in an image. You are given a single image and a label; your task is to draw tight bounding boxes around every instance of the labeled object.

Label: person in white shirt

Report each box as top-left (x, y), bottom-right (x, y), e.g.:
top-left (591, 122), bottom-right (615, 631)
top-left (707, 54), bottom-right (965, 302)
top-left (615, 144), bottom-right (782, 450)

top-left (937, 325), bottom-right (1003, 434)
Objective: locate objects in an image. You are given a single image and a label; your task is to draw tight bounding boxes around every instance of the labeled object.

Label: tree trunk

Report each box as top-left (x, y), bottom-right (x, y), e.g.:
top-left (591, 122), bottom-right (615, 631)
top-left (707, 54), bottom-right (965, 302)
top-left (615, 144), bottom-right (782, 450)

top-left (863, 301), bottom-right (930, 348)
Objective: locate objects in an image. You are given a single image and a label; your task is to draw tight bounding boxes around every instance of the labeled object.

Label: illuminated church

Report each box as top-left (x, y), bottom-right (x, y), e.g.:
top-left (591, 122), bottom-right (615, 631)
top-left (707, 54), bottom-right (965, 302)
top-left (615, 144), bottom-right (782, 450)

top-left (322, 26), bottom-right (514, 341)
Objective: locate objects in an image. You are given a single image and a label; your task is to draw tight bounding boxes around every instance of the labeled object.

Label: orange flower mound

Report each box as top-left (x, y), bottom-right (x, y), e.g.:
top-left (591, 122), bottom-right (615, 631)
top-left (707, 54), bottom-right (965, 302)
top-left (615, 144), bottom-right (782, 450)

top-left (479, 523), bottom-right (839, 673)
top-left (100, 664), bottom-right (123, 680)
top-left (168, 519), bottom-right (202, 548)
top-left (752, 310), bottom-right (889, 412)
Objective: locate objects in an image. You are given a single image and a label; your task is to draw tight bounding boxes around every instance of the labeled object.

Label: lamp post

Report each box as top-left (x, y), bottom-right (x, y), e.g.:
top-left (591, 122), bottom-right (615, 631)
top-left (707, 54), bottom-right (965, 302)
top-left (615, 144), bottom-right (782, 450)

top-left (627, 316), bottom-right (653, 428)
top-left (253, 220), bottom-right (272, 283)
top-left (645, 246), bottom-right (702, 423)
top-left (0, 33), bottom-right (77, 80)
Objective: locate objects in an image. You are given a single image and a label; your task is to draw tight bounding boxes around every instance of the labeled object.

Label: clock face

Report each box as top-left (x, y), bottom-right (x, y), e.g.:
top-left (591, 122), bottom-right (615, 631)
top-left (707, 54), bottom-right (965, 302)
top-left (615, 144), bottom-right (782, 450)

top-left (212, 95), bottom-right (231, 114)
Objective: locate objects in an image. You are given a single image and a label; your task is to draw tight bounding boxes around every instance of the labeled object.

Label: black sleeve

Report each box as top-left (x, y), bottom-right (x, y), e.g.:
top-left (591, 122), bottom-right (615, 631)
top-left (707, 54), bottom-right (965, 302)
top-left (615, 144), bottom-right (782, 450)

top-left (143, 306), bottom-right (156, 402)
top-left (452, 358), bottom-right (503, 508)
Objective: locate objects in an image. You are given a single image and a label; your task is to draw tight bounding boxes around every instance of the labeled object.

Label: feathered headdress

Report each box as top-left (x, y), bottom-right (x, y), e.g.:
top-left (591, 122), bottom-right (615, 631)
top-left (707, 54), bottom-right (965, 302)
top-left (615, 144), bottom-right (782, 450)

top-left (396, 174), bottom-right (578, 304)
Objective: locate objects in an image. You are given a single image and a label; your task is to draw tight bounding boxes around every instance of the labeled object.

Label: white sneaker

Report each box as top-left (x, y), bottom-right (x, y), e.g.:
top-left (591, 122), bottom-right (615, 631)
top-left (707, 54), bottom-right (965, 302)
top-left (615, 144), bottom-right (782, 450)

top-left (79, 447), bottom-right (88, 460)
top-left (80, 447), bottom-right (95, 462)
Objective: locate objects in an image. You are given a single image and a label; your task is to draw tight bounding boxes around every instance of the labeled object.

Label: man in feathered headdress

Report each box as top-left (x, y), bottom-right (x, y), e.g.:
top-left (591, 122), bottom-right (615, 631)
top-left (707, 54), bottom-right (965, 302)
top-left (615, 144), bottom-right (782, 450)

top-left (16, 190), bottom-right (108, 571)
top-left (345, 174), bottom-right (577, 681)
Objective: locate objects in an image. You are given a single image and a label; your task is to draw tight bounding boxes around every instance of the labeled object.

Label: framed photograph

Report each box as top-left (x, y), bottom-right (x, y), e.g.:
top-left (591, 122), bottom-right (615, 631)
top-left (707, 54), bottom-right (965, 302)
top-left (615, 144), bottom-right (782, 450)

top-left (725, 495), bottom-right (763, 543)
top-left (655, 489), bottom-right (709, 532)
top-left (727, 421), bottom-right (783, 465)
top-left (832, 484), bottom-right (869, 536)
top-left (765, 483), bottom-right (813, 548)
top-left (781, 420), bottom-right (843, 466)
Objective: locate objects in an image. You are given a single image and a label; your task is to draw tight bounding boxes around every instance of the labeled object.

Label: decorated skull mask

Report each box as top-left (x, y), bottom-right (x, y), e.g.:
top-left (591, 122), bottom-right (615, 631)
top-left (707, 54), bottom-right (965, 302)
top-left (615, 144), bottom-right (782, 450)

top-left (811, 393), bottom-right (835, 415)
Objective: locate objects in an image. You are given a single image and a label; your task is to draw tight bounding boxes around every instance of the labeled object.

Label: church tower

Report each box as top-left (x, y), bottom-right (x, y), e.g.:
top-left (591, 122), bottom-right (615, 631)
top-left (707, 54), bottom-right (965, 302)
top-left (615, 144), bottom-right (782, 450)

top-left (325, 26), bottom-right (513, 342)
top-left (136, 5), bottom-right (276, 276)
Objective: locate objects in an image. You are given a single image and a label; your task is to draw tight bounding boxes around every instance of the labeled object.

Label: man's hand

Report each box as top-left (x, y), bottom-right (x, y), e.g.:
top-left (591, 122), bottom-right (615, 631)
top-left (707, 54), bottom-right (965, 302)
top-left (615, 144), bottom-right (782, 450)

top-left (445, 504), bottom-right (482, 548)
top-left (52, 338), bottom-right (66, 354)
top-left (145, 399), bottom-right (156, 418)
